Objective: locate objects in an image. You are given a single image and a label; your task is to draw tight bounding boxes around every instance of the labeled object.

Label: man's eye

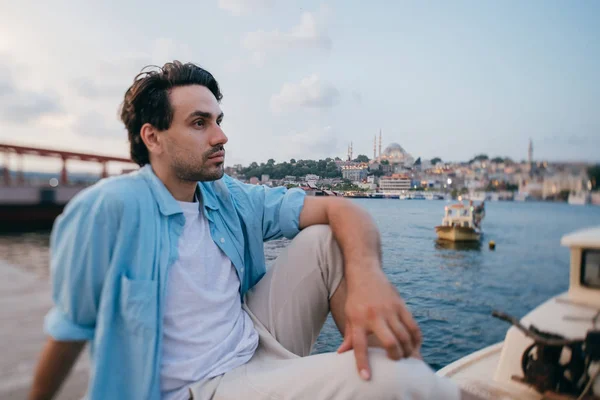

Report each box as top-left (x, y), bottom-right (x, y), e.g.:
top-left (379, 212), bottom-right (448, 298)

top-left (195, 120), bottom-right (205, 127)
top-left (217, 119), bottom-right (223, 126)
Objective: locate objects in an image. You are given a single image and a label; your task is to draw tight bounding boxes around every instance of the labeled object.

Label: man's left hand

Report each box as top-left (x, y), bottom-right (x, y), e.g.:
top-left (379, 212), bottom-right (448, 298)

top-left (337, 268), bottom-right (422, 380)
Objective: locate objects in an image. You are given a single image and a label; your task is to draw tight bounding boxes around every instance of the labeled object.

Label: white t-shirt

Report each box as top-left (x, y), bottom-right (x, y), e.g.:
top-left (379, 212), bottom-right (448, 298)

top-left (160, 198), bottom-right (259, 400)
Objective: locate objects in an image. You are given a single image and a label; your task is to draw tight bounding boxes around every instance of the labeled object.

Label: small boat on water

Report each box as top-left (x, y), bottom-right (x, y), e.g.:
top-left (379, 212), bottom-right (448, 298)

top-left (435, 202), bottom-right (484, 242)
top-left (568, 191), bottom-right (591, 206)
top-left (437, 226), bottom-right (600, 399)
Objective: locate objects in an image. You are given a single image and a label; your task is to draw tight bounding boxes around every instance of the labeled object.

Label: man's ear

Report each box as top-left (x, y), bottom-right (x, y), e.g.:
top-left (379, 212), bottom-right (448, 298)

top-left (140, 123), bottom-right (163, 157)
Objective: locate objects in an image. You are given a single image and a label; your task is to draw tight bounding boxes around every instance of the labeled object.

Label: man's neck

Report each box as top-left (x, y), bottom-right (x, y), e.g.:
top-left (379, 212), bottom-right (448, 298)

top-left (150, 164), bottom-right (197, 202)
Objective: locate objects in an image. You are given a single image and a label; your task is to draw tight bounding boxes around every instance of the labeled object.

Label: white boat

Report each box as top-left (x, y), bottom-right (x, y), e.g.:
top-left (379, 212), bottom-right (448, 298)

top-left (435, 203), bottom-right (484, 242)
top-left (514, 192), bottom-right (531, 202)
top-left (469, 192), bottom-right (488, 202)
top-left (437, 226), bottom-right (600, 399)
top-left (568, 191), bottom-right (591, 206)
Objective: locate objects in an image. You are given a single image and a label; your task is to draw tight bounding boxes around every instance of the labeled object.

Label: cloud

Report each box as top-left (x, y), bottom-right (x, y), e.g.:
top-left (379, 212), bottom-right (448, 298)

top-left (278, 126), bottom-right (339, 160)
top-left (71, 38), bottom-right (198, 102)
top-left (151, 38), bottom-right (195, 65)
top-left (218, 0), bottom-right (273, 15)
top-left (0, 92), bottom-right (63, 123)
top-left (242, 7), bottom-right (331, 65)
top-left (542, 134), bottom-right (600, 147)
top-left (0, 64), bottom-right (15, 96)
top-left (73, 111), bottom-right (124, 139)
top-left (351, 91), bottom-right (363, 105)
top-left (72, 77), bottom-right (124, 99)
top-left (270, 74), bottom-right (340, 113)
top-left (0, 72), bottom-right (64, 124)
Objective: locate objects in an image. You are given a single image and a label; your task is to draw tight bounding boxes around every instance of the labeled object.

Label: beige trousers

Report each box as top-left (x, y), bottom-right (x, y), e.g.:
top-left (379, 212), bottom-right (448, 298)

top-left (189, 225), bottom-right (461, 400)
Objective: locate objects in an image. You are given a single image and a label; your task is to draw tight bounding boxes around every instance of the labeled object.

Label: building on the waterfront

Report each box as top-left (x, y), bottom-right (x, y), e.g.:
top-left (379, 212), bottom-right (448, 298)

top-left (517, 177), bottom-right (543, 199)
top-left (342, 165), bottom-right (368, 183)
top-left (542, 173), bottom-right (590, 199)
top-left (358, 182), bottom-right (377, 191)
top-left (305, 174), bottom-right (320, 185)
top-left (379, 174), bottom-right (411, 193)
top-left (335, 160), bottom-right (360, 170)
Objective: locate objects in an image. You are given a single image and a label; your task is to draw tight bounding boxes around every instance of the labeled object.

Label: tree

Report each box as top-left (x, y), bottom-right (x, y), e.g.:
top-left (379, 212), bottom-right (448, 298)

top-left (491, 157), bottom-right (504, 164)
top-left (290, 159), bottom-right (296, 164)
top-left (413, 157), bottom-right (421, 166)
top-left (589, 164), bottom-right (600, 190)
top-left (354, 154), bottom-right (370, 163)
top-left (240, 157), bottom-right (342, 180)
top-left (469, 154), bottom-right (489, 164)
top-left (381, 160), bottom-right (390, 165)
top-left (431, 157), bottom-right (442, 165)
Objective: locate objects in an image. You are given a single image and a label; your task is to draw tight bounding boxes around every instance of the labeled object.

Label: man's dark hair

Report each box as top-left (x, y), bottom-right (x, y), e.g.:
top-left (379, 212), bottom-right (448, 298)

top-left (119, 60), bottom-right (223, 166)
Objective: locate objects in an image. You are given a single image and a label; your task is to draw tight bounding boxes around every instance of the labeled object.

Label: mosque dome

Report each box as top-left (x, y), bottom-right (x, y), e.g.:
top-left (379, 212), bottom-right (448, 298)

top-left (379, 143), bottom-right (414, 165)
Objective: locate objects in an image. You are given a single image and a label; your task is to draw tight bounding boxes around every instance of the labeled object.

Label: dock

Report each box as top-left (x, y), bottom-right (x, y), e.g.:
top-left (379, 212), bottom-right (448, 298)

top-left (0, 261), bottom-right (89, 399)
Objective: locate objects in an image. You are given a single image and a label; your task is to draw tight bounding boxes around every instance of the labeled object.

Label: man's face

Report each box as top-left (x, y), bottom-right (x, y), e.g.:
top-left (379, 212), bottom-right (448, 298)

top-left (161, 84), bottom-right (228, 182)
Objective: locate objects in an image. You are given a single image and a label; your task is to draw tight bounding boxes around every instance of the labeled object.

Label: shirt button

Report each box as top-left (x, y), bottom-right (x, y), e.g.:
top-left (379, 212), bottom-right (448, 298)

top-left (220, 238), bottom-right (225, 243)
top-left (241, 267), bottom-right (245, 273)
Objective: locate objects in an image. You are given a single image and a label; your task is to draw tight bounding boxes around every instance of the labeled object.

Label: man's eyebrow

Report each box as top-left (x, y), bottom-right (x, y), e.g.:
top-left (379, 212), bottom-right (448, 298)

top-left (187, 110), bottom-right (224, 120)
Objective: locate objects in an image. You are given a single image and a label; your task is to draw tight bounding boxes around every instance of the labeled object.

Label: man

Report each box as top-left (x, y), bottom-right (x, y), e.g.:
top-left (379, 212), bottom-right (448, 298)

top-left (29, 61), bottom-right (472, 399)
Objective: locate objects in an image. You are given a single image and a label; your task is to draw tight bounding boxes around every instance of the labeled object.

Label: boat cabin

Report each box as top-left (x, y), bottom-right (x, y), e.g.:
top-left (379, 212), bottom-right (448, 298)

top-left (437, 226), bottom-right (600, 399)
top-left (492, 226), bottom-right (600, 396)
top-left (441, 204), bottom-right (477, 229)
top-left (562, 227), bottom-right (600, 308)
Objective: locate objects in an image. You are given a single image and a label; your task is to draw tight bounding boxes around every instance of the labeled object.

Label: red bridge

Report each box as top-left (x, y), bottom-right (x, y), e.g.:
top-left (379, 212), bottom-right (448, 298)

top-left (0, 142), bottom-right (137, 231)
top-left (0, 142), bottom-right (134, 186)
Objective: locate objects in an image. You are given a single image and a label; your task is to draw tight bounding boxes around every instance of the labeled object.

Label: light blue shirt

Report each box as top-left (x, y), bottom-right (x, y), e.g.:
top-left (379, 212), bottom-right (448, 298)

top-left (44, 164), bottom-right (306, 400)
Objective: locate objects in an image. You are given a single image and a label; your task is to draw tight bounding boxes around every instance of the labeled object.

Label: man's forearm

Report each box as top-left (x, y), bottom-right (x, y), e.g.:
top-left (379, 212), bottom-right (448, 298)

top-left (323, 198), bottom-right (383, 281)
top-left (28, 338), bottom-right (86, 400)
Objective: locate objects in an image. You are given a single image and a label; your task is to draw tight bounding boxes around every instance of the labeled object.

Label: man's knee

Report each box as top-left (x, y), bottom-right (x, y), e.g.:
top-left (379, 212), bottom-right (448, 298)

top-left (351, 350), bottom-right (461, 399)
top-left (293, 224), bottom-right (343, 292)
top-left (294, 224), bottom-right (333, 245)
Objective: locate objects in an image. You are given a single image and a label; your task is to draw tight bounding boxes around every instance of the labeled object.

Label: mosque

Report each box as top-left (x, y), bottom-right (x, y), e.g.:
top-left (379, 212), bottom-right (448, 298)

top-left (371, 131), bottom-right (414, 167)
top-left (344, 131), bottom-right (415, 168)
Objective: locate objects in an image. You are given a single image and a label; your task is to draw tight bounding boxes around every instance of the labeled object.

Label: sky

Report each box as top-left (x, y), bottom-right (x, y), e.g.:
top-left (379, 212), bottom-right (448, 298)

top-left (0, 0), bottom-right (599, 173)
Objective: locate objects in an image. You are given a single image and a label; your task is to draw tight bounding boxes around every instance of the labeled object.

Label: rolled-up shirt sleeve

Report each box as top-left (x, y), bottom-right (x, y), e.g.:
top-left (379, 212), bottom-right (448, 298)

top-left (258, 186), bottom-right (306, 241)
top-left (44, 192), bottom-right (119, 341)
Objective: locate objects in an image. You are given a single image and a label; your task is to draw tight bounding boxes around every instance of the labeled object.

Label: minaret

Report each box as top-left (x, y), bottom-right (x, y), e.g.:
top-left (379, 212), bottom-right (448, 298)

top-left (378, 129), bottom-right (382, 158)
top-left (528, 138), bottom-right (533, 165)
top-left (373, 135), bottom-right (376, 160)
top-left (350, 141), bottom-right (353, 161)
top-left (528, 138), bottom-right (534, 177)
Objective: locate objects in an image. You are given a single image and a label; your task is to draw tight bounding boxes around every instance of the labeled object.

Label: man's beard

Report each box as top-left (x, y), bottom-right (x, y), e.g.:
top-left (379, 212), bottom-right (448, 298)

top-left (171, 146), bottom-right (225, 182)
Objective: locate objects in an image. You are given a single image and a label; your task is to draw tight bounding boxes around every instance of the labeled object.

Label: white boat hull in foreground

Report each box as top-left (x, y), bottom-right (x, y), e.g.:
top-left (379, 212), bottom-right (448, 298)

top-left (437, 227), bottom-right (600, 399)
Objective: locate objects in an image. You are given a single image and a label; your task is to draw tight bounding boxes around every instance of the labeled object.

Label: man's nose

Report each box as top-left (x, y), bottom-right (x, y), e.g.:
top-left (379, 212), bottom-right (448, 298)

top-left (211, 126), bottom-right (228, 147)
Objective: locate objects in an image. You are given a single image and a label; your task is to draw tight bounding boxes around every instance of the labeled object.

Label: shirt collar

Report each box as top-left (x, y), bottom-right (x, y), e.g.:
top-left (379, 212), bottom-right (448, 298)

top-left (139, 164), bottom-right (221, 215)
top-left (198, 181), bottom-right (221, 211)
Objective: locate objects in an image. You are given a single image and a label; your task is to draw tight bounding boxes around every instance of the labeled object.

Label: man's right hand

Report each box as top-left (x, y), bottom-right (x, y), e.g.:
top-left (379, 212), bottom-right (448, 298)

top-left (28, 338), bottom-right (85, 400)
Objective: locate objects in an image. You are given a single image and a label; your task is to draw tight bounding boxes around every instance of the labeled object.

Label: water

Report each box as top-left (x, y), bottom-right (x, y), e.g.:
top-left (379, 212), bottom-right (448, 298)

top-left (2, 200), bottom-right (600, 370)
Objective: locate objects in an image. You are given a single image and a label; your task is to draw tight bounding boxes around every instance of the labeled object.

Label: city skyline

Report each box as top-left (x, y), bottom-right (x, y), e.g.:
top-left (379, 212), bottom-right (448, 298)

top-left (1, 0), bottom-right (599, 173)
